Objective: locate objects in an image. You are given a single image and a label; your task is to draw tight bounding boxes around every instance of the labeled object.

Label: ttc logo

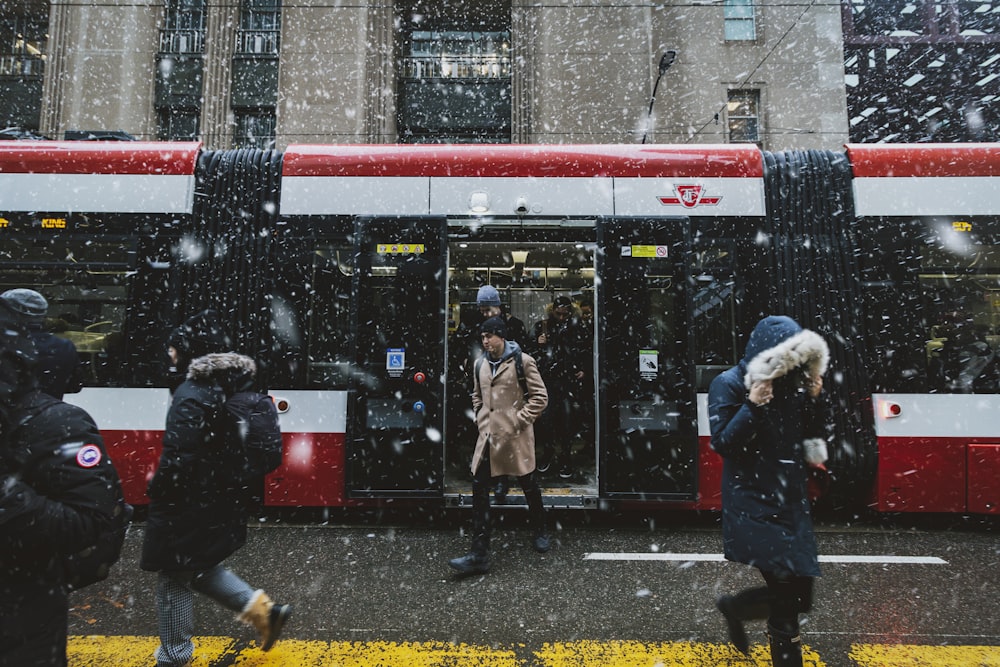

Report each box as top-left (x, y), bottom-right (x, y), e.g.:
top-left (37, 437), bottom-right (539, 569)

top-left (658, 184), bottom-right (722, 208)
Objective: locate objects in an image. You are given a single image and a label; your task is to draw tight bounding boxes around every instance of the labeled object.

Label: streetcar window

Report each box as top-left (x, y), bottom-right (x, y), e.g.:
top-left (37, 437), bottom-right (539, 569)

top-left (691, 243), bottom-right (738, 391)
top-left (269, 240), bottom-right (354, 389)
top-left (0, 235), bottom-right (144, 387)
top-left (920, 244), bottom-right (1000, 394)
top-left (861, 222), bottom-right (1000, 394)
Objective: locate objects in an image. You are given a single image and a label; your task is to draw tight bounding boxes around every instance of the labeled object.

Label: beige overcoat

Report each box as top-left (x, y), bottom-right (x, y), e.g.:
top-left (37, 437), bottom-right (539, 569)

top-left (470, 347), bottom-right (548, 476)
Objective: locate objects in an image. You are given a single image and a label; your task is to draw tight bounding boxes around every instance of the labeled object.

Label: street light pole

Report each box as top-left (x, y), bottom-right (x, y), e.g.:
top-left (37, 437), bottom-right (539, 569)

top-left (641, 50), bottom-right (677, 144)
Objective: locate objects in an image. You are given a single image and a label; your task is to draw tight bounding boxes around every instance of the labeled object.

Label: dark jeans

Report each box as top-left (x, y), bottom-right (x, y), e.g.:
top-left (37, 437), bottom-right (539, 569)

top-left (470, 455), bottom-right (546, 555)
top-left (760, 569), bottom-right (814, 635)
top-left (723, 568), bottom-right (814, 637)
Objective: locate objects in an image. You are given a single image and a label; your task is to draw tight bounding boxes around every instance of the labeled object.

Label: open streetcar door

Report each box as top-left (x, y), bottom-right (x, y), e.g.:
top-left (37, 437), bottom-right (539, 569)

top-left (347, 216), bottom-right (448, 498)
top-left (597, 216), bottom-right (699, 500)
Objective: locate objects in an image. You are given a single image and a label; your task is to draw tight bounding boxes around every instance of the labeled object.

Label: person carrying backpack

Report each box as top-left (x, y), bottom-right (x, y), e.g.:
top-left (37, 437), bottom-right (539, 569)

top-left (0, 301), bottom-right (125, 667)
top-left (140, 310), bottom-right (290, 667)
top-left (449, 316), bottom-right (550, 575)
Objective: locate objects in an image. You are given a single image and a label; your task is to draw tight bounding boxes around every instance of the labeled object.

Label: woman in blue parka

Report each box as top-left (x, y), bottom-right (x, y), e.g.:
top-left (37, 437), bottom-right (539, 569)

top-left (708, 315), bottom-right (831, 666)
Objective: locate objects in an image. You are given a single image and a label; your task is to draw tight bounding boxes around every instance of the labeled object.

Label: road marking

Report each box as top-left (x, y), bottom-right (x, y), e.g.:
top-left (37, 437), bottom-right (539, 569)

top-left (538, 640), bottom-right (824, 666)
top-left (583, 552), bottom-right (948, 565)
top-left (68, 637), bottom-right (521, 666)
top-left (850, 643), bottom-right (1000, 666)
top-left (67, 637), bottom-right (1000, 666)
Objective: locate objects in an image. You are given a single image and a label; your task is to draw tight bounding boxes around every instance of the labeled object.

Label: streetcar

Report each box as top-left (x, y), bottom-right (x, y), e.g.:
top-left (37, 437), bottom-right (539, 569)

top-left (1, 141), bottom-right (997, 514)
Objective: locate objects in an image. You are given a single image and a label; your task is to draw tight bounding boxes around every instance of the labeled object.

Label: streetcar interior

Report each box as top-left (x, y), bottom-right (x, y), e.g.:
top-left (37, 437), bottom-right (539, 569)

top-left (444, 239), bottom-right (598, 498)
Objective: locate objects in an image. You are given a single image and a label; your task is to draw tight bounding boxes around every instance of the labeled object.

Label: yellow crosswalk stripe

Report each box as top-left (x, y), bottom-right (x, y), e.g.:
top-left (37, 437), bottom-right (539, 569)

top-left (849, 643), bottom-right (1000, 666)
top-left (68, 636), bottom-right (1000, 666)
top-left (68, 637), bottom-right (521, 666)
top-left (537, 640), bottom-right (823, 666)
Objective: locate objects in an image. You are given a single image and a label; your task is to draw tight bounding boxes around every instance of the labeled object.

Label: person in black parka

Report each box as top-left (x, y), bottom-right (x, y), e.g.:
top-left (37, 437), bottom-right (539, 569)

top-left (708, 315), bottom-right (831, 666)
top-left (140, 310), bottom-right (290, 666)
top-left (0, 289), bottom-right (83, 400)
top-left (0, 301), bottom-right (122, 667)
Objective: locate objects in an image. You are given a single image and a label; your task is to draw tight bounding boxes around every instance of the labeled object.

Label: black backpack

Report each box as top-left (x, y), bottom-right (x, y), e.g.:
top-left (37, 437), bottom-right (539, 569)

top-left (226, 391), bottom-right (283, 479)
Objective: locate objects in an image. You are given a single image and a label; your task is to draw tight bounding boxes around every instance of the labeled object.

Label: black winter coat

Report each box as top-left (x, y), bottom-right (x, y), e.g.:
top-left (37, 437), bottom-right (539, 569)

top-left (140, 352), bottom-right (255, 572)
top-left (0, 391), bottom-right (122, 595)
top-left (708, 317), bottom-right (830, 578)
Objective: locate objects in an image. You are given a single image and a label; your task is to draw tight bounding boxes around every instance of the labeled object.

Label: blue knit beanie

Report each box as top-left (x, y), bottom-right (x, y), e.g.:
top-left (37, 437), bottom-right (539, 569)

top-left (476, 285), bottom-right (501, 308)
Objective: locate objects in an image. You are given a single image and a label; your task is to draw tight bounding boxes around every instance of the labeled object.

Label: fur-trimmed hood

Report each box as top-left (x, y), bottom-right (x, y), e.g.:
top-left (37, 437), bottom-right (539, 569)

top-left (186, 352), bottom-right (256, 383)
top-left (743, 315), bottom-right (829, 389)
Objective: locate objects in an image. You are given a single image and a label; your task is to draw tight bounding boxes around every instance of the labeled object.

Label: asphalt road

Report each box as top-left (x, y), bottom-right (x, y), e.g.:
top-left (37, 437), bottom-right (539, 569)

top-left (67, 508), bottom-right (1000, 666)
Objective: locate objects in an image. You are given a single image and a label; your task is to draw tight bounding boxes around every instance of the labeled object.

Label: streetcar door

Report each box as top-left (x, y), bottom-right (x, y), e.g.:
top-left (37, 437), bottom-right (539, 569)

top-left (347, 216), bottom-right (448, 497)
top-left (597, 216), bottom-right (699, 500)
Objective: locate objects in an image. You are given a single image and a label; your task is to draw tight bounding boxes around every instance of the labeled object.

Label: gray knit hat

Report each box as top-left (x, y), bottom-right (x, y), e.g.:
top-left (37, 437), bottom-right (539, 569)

top-left (0, 288), bottom-right (48, 327)
top-left (476, 285), bottom-right (502, 308)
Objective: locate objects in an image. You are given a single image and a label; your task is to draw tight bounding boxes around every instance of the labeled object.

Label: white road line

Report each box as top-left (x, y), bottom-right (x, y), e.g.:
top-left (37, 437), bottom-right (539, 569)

top-left (582, 553), bottom-right (948, 565)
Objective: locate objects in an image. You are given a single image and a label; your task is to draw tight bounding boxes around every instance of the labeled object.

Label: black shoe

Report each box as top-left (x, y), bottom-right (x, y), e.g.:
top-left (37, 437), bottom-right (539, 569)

top-left (558, 464), bottom-right (573, 480)
top-left (449, 552), bottom-right (492, 575)
top-left (536, 458), bottom-right (551, 474)
top-left (716, 595), bottom-right (750, 654)
top-left (533, 533), bottom-right (551, 553)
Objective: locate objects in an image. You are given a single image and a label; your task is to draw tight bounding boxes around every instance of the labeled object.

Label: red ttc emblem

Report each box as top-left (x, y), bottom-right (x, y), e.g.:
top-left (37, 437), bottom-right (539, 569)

top-left (658, 184), bottom-right (722, 208)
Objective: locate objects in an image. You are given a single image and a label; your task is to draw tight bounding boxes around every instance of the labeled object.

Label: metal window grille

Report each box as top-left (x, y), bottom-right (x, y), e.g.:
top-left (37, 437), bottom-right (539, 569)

top-left (236, 0), bottom-right (281, 54)
top-left (234, 110), bottom-right (276, 149)
top-left (400, 30), bottom-right (511, 79)
top-left (160, 0), bottom-right (206, 54)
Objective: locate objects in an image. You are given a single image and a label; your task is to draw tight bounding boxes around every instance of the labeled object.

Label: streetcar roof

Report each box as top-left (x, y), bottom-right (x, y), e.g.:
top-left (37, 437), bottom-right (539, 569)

top-left (281, 144), bottom-right (764, 179)
top-left (846, 143), bottom-right (1000, 178)
top-left (0, 141), bottom-right (202, 175)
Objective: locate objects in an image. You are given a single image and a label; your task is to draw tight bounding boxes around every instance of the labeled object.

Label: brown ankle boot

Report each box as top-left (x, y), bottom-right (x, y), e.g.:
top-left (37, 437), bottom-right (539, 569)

top-left (238, 590), bottom-right (292, 651)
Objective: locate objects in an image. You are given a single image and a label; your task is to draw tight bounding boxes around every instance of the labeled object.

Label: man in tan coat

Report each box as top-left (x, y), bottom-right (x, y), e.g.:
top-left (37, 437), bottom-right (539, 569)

top-left (449, 316), bottom-right (550, 575)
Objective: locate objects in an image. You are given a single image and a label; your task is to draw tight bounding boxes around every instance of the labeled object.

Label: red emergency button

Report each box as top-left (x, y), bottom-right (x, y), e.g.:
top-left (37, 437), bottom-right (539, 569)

top-left (413, 372), bottom-right (426, 384)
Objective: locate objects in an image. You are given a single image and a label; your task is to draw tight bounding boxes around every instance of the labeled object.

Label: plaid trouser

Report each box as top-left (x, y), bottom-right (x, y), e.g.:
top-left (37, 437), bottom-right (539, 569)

top-left (154, 565), bottom-right (255, 667)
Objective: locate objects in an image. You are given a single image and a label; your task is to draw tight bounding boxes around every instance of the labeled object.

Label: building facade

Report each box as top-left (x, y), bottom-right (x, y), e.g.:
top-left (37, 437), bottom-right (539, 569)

top-left (3, 0), bottom-right (850, 150)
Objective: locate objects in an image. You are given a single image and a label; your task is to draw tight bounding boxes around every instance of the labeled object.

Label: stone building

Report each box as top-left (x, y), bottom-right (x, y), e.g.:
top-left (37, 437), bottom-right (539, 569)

top-left (3, 0), bottom-right (849, 150)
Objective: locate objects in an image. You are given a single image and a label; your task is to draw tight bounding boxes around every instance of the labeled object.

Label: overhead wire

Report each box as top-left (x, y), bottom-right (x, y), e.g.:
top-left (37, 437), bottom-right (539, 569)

top-left (684, 0), bottom-right (821, 143)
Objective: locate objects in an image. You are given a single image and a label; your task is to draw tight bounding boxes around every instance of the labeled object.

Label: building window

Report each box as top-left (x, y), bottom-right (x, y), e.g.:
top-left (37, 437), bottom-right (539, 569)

top-left (159, 0), bottom-right (206, 54)
top-left (1, 12), bottom-right (48, 131)
top-left (724, 0), bottom-right (757, 41)
top-left (727, 89), bottom-right (760, 143)
top-left (234, 109), bottom-right (276, 148)
top-left (400, 30), bottom-right (510, 79)
top-left (396, 0), bottom-right (511, 144)
top-left (157, 108), bottom-right (199, 141)
top-left (236, 0), bottom-right (281, 55)
top-left (0, 15), bottom-right (47, 77)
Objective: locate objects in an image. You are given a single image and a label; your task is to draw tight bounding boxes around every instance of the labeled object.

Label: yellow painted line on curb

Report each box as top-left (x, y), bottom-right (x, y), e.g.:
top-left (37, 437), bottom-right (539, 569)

top-left (535, 640), bottom-right (824, 666)
top-left (849, 643), bottom-right (1000, 666)
top-left (68, 635), bottom-right (237, 666)
top-left (68, 636), bottom-right (521, 666)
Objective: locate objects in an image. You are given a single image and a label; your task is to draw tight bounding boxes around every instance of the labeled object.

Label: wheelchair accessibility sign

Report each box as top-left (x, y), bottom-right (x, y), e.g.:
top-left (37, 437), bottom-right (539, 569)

top-left (386, 348), bottom-right (405, 378)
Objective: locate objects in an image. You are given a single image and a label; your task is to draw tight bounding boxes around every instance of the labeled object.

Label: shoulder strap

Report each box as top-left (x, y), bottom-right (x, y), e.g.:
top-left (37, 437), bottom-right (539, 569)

top-left (514, 349), bottom-right (528, 394)
top-left (474, 353), bottom-right (527, 395)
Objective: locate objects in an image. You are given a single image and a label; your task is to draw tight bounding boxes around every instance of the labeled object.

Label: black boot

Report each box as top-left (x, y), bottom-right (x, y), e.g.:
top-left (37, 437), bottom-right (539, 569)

top-left (448, 552), bottom-right (492, 575)
top-left (767, 623), bottom-right (803, 667)
top-left (716, 595), bottom-right (749, 654)
top-left (716, 587), bottom-right (770, 654)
